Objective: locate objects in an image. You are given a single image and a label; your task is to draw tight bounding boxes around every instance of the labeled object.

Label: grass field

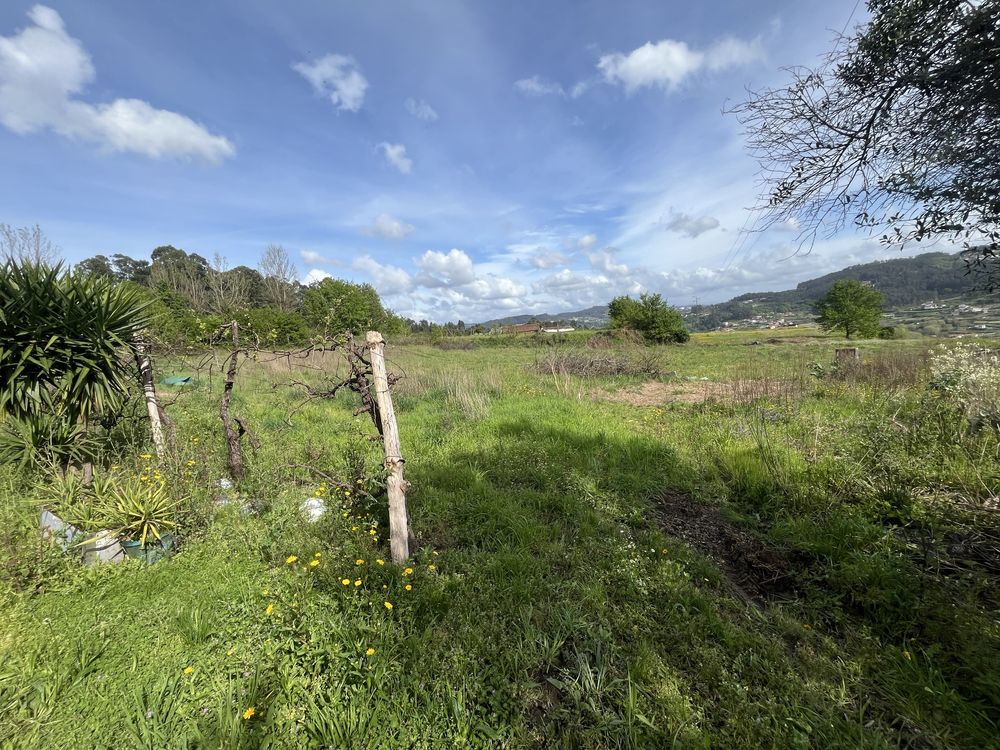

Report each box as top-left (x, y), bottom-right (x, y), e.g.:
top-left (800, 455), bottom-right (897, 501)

top-left (2, 328), bottom-right (998, 749)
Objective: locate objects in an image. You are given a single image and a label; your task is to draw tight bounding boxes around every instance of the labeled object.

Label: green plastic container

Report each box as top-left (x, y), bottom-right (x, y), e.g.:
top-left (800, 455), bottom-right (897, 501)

top-left (121, 533), bottom-right (175, 564)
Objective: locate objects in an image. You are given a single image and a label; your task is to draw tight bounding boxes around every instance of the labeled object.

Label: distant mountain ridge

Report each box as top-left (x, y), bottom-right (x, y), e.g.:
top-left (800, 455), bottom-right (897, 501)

top-left (477, 305), bottom-right (609, 328)
top-left (477, 252), bottom-right (975, 329)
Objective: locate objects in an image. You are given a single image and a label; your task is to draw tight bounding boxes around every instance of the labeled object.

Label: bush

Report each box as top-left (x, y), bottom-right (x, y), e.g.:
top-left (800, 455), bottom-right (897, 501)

top-left (608, 293), bottom-right (689, 344)
top-left (930, 344), bottom-right (1000, 431)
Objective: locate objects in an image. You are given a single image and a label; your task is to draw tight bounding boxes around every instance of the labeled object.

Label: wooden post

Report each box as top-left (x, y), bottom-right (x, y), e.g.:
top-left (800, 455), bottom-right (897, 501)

top-left (136, 341), bottom-right (166, 459)
top-left (835, 347), bottom-right (859, 362)
top-left (366, 330), bottom-right (410, 564)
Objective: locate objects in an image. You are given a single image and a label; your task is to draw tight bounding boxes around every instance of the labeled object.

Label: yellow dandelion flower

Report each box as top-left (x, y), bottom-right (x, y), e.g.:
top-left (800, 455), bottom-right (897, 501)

top-left (383, 601), bottom-right (393, 610)
top-left (183, 666), bottom-right (194, 674)
top-left (432, 550), bottom-right (439, 556)
top-left (351, 526), bottom-right (358, 531)
top-left (365, 647), bottom-right (375, 656)
top-left (903, 650), bottom-right (913, 661)
top-left (345, 491), bottom-right (351, 497)
top-left (309, 559), bottom-right (320, 568)
top-left (427, 564), bottom-right (436, 572)
top-left (285, 555), bottom-right (298, 564)
top-left (405, 584), bottom-right (412, 591)
top-left (376, 559), bottom-right (385, 566)
top-left (262, 589), bottom-right (269, 596)
top-left (140, 453), bottom-right (153, 459)
top-left (403, 567), bottom-right (413, 576)
top-left (341, 579), bottom-right (350, 586)
top-left (354, 579), bottom-right (362, 587)
top-left (313, 552), bottom-right (322, 558)
top-left (356, 559), bottom-right (365, 565)
top-left (265, 603), bottom-right (274, 615)
top-left (226, 648), bottom-right (235, 657)
top-left (242, 706), bottom-right (256, 720)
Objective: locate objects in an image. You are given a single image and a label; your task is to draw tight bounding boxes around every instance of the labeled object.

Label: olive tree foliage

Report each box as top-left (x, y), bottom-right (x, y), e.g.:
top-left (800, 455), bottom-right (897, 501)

top-left (608, 293), bottom-right (690, 343)
top-left (1, 223), bottom-right (60, 265)
top-left (302, 277), bottom-right (388, 335)
top-left (814, 279), bottom-right (884, 338)
top-left (731, 0), bottom-right (1000, 289)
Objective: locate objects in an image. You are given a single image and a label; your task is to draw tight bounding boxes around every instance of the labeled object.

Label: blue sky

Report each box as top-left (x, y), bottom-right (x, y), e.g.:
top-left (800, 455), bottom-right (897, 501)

top-left (0, 1), bottom-right (927, 321)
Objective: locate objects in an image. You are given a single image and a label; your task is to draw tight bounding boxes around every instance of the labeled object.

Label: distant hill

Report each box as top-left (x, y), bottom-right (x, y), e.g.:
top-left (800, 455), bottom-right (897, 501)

top-left (687, 251), bottom-right (977, 331)
top-left (477, 304), bottom-right (609, 329)
top-left (477, 252), bottom-right (984, 332)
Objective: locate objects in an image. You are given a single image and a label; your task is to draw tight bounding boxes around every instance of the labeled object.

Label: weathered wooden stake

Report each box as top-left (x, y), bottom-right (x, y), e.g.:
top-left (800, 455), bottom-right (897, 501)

top-left (366, 330), bottom-right (411, 564)
top-left (136, 341), bottom-right (166, 459)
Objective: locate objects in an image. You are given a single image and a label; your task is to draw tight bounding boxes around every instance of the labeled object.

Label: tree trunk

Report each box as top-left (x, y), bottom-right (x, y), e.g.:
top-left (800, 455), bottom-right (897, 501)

top-left (220, 321), bottom-right (244, 480)
top-left (366, 330), bottom-right (411, 564)
top-left (136, 342), bottom-right (166, 459)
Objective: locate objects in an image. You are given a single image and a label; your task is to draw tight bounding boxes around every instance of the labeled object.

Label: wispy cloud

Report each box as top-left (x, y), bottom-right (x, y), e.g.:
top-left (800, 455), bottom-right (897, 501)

top-left (363, 213), bottom-right (415, 240)
top-left (293, 53), bottom-right (367, 112)
top-left (378, 142), bottom-right (412, 174)
top-left (598, 36), bottom-right (764, 93)
top-left (404, 97), bottom-right (438, 121)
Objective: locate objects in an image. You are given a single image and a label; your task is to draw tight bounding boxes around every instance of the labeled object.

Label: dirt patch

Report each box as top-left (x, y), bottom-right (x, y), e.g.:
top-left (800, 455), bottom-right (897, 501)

top-left (653, 489), bottom-right (797, 603)
top-left (593, 380), bottom-right (724, 406)
top-left (593, 378), bottom-right (800, 406)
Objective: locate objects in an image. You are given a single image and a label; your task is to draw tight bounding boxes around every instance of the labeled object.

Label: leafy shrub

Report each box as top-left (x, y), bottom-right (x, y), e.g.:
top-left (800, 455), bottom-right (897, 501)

top-left (0, 413), bottom-right (98, 471)
top-left (608, 293), bottom-right (689, 344)
top-left (238, 307), bottom-right (310, 346)
top-left (930, 344), bottom-right (1000, 431)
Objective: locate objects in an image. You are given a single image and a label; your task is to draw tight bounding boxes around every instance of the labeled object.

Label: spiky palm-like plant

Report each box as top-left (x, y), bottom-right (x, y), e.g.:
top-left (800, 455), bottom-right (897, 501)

top-left (0, 261), bottom-right (154, 433)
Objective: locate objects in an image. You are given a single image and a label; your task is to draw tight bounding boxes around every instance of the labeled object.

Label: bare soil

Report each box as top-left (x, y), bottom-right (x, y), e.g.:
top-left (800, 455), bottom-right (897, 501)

top-left (652, 488), bottom-right (797, 604)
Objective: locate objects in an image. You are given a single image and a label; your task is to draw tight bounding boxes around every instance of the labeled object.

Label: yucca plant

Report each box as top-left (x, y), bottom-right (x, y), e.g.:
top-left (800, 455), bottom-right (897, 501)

top-left (0, 412), bottom-right (97, 471)
top-left (0, 261), bottom-right (154, 467)
top-left (96, 478), bottom-right (180, 547)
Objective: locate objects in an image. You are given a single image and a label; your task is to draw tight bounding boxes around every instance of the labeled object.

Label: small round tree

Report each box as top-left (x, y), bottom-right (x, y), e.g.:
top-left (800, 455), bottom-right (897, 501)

top-left (814, 279), bottom-right (884, 339)
top-left (608, 293), bottom-right (689, 343)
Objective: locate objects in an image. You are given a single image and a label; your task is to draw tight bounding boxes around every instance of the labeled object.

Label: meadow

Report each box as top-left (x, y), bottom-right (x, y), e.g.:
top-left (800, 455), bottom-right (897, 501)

top-left (1, 327), bottom-right (998, 749)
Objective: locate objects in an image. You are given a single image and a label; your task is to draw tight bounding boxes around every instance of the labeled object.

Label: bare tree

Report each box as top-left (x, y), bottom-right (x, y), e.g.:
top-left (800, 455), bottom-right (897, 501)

top-left (258, 244), bottom-right (298, 311)
top-left (208, 253), bottom-right (253, 314)
top-left (731, 0), bottom-right (1000, 288)
top-left (1, 223), bottom-right (60, 265)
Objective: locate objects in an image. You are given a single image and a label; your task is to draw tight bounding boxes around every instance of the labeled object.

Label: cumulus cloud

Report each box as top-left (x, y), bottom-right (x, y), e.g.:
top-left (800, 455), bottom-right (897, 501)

top-left (378, 142), bottom-right (412, 174)
top-left (664, 211), bottom-right (721, 238)
top-left (514, 75), bottom-right (564, 97)
top-left (302, 268), bottom-right (332, 285)
top-left (598, 36), bottom-right (763, 93)
top-left (353, 255), bottom-right (413, 295)
top-left (404, 97), bottom-right (438, 121)
top-left (363, 213), bottom-right (414, 240)
top-left (293, 53), bottom-right (367, 112)
top-left (0, 5), bottom-right (234, 162)
top-left (586, 248), bottom-right (631, 276)
top-left (577, 233), bottom-right (598, 250)
top-left (415, 248), bottom-right (476, 286)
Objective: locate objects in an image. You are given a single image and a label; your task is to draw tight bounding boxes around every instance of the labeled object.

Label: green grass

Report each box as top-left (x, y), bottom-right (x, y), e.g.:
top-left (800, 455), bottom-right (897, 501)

top-left (1, 330), bottom-right (998, 748)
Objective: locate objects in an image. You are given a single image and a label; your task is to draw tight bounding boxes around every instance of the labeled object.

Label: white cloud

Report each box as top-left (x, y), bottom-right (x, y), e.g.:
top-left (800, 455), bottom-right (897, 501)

top-left (300, 249), bottom-right (340, 265)
top-left (353, 255), bottom-right (412, 295)
top-left (302, 268), bottom-right (332, 285)
top-left (586, 248), bottom-right (630, 276)
top-left (514, 75), bottom-right (564, 97)
top-left (404, 97), bottom-right (438, 121)
top-left (577, 233), bottom-right (598, 250)
top-left (416, 248), bottom-right (476, 286)
top-left (363, 213), bottom-right (414, 240)
top-left (0, 5), bottom-right (234, 162)
top-left (378, 142), bottom-right (412, 174)
top-left (529, 248), bottom-right (571, 269)
top-left (293, 53), bottom-right (367, 112)
top-left (664, 211), bottom-right (721, 238)
top-left (598, 36), bottom-right (763, 93)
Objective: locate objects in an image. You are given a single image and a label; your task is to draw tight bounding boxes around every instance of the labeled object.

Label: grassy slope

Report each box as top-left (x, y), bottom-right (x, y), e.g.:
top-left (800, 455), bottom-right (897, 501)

top-left (1, 329), bottom-right (998, 748)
